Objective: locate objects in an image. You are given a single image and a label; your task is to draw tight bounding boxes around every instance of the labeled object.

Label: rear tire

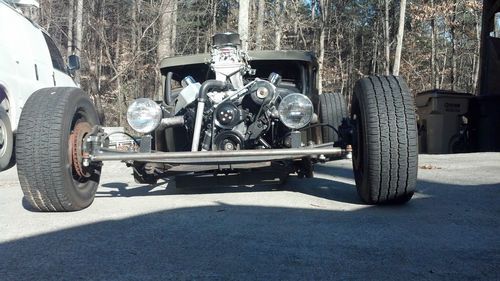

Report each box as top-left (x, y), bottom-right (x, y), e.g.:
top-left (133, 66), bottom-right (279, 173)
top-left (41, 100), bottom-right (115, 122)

top-left (0, 107), bottom-right (15, 172)
top-left (16, 87), bottom-right (101, 211)
top-left (319, 92), bottom-right (348, 143)
top-left (351, 76), bottom-right (418, 204)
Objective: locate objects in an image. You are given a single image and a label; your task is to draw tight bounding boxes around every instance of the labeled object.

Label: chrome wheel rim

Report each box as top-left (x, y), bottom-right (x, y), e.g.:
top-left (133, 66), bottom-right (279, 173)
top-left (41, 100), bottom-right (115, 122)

top-left (0, 118), bottom-right (7, 158)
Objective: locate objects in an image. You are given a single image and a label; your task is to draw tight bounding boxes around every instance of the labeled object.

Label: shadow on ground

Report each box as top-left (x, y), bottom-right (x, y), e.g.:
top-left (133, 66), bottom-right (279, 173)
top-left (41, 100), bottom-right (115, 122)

top-left (3, 164), bottom-right (499, 280)
top-left (96, 164), bottom-right (362, 204)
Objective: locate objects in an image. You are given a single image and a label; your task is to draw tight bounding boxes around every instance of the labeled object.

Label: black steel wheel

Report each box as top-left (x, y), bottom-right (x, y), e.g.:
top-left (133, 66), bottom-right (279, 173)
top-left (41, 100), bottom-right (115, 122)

top-left (16, 87), bottom-right (101, 211)
top-left (351, 75), bottom-right (418, 204)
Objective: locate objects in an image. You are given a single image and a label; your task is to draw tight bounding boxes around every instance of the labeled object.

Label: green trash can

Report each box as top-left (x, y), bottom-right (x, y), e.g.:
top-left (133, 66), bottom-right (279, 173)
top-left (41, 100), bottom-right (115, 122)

top-left (416, 90), bottom-right (473, 154)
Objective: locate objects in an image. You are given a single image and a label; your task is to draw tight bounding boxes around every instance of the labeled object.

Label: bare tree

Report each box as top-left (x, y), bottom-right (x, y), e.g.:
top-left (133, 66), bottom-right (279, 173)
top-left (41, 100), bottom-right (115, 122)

top-left (66, 0), bottom-right (74, 57)
top-left (472, 8), bottom-right (481, 94)
top-left (74, 0), bottom-right (83, 83)
top-left (311, 0), bottom-right (316, 20)
top-left (255, 0), bottom-right (265, 50)
top-left (383, 0), bottom-right (391, 75)
top-left (450, 0), bottom-right (458, 91)
top-left (157, 0), bottom-right (177, 101)
top-left (23, 0), bottom-right (483, 125)
top-left (238, 0), bottom-right (250, 51)
top-left (318, 0), bottom-right (329, 95)
top-left (274, 0), bottom-right (287, 50)
top-left (393, 0), bottom-right (407, 75)
top-left (430, 0), bottom-right (437, 89)
top-left (157, 0), bottom-right (177, 60)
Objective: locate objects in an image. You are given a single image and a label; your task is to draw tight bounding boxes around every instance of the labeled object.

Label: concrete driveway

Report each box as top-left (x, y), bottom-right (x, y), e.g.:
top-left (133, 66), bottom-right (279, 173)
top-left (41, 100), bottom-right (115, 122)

top-left (0, 153), bottom-right (499, 280)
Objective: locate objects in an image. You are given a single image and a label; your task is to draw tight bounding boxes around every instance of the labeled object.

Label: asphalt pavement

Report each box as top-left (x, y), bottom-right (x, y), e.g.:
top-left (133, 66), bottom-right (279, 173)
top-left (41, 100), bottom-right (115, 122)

top-left (0, 153), bottom-right (499, 280)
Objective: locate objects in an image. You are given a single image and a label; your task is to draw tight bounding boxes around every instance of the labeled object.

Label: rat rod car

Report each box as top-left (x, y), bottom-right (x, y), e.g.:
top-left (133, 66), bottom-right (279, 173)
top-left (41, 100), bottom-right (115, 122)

top-left (16, 33), bottom-right (418, 211)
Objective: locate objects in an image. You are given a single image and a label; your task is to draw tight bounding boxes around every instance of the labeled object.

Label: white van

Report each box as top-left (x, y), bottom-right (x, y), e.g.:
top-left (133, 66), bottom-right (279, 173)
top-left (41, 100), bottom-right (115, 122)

top-left (0, 0), bottom-right (80, 171)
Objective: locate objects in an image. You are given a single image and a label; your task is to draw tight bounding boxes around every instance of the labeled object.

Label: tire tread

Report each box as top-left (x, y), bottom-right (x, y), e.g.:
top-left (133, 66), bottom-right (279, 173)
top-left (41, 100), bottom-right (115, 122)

top-left (16, 87), bottom-right (100, 211)
top-left (353, 75), bottom-right (418, 204)
top-left (319, 92), bottom-right (348, 143)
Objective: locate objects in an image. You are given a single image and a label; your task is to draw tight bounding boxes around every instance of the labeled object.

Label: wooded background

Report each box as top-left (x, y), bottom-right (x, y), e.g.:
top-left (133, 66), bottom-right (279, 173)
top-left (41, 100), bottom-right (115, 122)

top-left (22, 0), bottom-right (482, 126)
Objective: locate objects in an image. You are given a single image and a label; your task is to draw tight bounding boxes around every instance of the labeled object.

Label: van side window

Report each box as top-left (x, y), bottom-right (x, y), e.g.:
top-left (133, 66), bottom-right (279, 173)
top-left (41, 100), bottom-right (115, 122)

top-left (43, 33), bottom-right (66, 72)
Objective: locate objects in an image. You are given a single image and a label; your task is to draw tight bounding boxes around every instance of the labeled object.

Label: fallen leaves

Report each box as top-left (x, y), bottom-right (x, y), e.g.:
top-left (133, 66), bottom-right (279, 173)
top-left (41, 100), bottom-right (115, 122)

top-left (419, 164), bottom-right (442, 170)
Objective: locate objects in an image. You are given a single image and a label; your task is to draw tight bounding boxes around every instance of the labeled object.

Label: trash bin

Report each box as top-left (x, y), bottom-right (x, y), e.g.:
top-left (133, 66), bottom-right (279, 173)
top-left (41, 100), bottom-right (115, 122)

top-left (416, 90), bottom-right (473, 154)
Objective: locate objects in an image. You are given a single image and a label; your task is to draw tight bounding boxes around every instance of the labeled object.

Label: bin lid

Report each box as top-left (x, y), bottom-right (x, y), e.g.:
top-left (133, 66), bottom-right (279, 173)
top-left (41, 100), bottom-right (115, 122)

top-left (416, 89), bottom-right (473, 107)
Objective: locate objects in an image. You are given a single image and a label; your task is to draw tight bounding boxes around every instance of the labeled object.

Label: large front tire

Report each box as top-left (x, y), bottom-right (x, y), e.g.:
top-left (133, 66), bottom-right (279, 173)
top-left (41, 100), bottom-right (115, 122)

top-left (16, 88), bottom-right (101, 211)
top-left (351, 76), bottom-right (418, 204)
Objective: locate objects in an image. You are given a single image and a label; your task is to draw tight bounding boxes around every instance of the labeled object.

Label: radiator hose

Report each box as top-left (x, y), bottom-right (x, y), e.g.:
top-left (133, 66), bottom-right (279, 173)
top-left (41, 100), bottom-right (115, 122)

top-left (191, 80), bottom-right (228, 151)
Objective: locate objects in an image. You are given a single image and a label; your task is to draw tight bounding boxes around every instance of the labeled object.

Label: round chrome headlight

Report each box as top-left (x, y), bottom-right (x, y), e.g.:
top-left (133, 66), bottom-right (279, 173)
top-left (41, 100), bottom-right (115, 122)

top-left (278, 93), bottom-right (314, 129)
top-left (127, 98), bottom-right (162, 133)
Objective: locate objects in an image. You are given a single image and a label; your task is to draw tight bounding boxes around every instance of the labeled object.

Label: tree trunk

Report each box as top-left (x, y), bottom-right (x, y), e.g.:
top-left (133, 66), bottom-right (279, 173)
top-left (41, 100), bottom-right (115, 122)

top-left (383, 0), bottom-right (391, 75)
top-left (212, 0), bottom-right (217, 34)
top-left (206, 0), bottom-right (217, 52)
top-left (274, 1), bottom-right (281, 50)
top-left (311, 0), bottom-right (316, 20)
top-left (171, 2), bottom-right (177, 53)
top-left (336, 33), bottom-right (345, 96)
top-left (255, 0), bottom-right (265, 50)
top-left (274, 0), bottom-right (286, 50)
top-left (318, 0), bottom-right (328, 95)
top-left (392, 0), bottom-right (406, 76)
top-left (115, 13), bottom-right (123, 126)
top-left (348, 27), bottom-right (355, 99)
top-left (157, 0), bottom-right (177, 100)
top-left (292, 0), bottom-right (299, 48)
top-left (250, 0), bottom-right (257, 48)
top-left (131, 0), bottom-right (138, 54)
top-left (430, 0), bottom-right (437, 89)
top-left (372, 22), bottom-right (379, 74)
top-left (359, 33), bottom-right (364, 76)
top-left (158, 0), bottom-right (177, 60)
top-left (74, 0), bottom-right (83, 83)
top-left (440, 48), bottom-right (448, 88)
top-left (130, 0), bottom-right (139, 96)
top-left (67, 0), bottom-right (74, 57)
top-left (472, 11), bottom-right (481, 94)
top-left (196, 25), bottom-right (200, 54)
top-left (238, 0), bottom-right (250, 51)
top-left (318, 27), bottom-right (325, 95)
top-left (450, 0), bottom-right (458, 91)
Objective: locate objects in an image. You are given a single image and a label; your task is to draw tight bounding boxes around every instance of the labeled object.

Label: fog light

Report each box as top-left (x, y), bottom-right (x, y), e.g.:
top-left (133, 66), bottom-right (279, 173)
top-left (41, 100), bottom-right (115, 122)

top-left (278, 93), bottom-right (313, 129)
top-left (127, 98), bottom-right (162, 133)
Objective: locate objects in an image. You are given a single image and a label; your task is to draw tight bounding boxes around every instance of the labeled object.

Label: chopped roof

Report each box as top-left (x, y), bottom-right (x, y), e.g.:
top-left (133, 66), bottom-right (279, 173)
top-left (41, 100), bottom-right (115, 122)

top-left (159, 50), bottom-right (317, 69)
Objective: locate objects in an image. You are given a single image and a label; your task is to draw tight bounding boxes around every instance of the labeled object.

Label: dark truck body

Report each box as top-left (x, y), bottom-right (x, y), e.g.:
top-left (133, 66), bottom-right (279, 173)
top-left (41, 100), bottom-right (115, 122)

top-left (92, 50), bottom-right (346, 172)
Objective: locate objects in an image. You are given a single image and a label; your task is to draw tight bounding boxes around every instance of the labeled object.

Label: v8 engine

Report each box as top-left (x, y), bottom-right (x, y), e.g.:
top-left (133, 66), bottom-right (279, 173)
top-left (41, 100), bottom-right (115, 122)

top-left (127, 32), bottom-right (316, 152)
